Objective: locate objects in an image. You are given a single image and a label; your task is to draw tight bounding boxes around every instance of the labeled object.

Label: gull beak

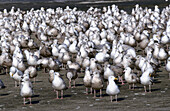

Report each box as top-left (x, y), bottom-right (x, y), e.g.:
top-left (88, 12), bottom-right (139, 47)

top-left (149, 74), bottom-right (151, 77)
top-left (114, 78), bottom-right (118, 80)
top-left (12, 73), bottom-right (14, 77)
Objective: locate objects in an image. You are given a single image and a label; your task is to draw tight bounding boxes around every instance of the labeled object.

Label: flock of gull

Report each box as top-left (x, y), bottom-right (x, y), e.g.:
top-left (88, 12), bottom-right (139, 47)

top-left (0, 4), bottom-right (169, 105)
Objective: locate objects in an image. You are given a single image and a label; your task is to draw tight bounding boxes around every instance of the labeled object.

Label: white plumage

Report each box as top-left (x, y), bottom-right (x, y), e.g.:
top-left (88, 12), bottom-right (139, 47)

top-left (106, 76), bottom-right (120, 102)
top-left (52, 72), bottom-right (66, 99)
top-left (140, 69), bottom-right (153, 93)
top-left (20, 74), bottom-right (33, 105)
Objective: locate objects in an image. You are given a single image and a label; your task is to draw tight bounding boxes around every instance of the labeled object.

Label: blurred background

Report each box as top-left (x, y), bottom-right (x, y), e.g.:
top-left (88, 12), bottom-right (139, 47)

top-left (0, 0), bottom-right (169, 13)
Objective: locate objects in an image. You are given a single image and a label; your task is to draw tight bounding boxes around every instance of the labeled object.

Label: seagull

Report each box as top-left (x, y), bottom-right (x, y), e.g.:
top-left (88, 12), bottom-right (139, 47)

top-left (124, 67), bottom-right (139, 89)
top-left (83, 67), bottom-right (92, 94)
top-left (20, 74), bottom-right (33, 105)
top-left (106, 76), bottom-right (120, 102)
top-left (48, 70), bottom-right (55, 83)
top-left (9, 67), bottom-right (23, 87)
top-left (91, 71), bottom-right (103, 98)
top-left (104, 64), bottom-right (115, 80)
top-left (140, 68), bottom-right (153, 93)
top-left (66, 69), bottom-right (78, 88)
top-left (52, 72), bottom-right (66, 99)
top-left (24, 66), bottom-right (37, 83)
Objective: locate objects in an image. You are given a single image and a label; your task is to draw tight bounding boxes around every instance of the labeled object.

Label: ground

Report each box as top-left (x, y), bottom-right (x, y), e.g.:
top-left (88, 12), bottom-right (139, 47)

top-left (0, 64), bottom-right (170, 111)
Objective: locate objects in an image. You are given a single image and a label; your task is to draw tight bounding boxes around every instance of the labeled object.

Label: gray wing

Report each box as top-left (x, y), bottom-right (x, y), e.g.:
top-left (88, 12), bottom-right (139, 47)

top-left (29, 81), bottom-right (33, 89)
top-left (150, 77), bottom-right (154, 84)
top-left (131, 74), bottom-right (139, 81)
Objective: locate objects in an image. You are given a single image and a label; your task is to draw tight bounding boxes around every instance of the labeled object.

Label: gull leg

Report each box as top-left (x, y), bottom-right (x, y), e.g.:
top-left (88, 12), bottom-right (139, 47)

top-left (23, 98), bottom-right (26, 105)
top-left (61, 90), bottom-right (63, 99)
top-left (133, 83), bottom-right (135, 90)
top-left (149, 85), bottom-right (152, 93)
top-left (144, 86), bottom-right (147, 93)
top-left (118, 76), bottom-right (121, 82)
top-left (29, 97), bottom-right (32, 105)
top-left (129, 84), bottom-right (131, 89)
top-left (44, 68), bottom-right (46, 73)
top-left (69, 80), bottom-right (71, 88)
top-left (120, 76), bottom-right (124, 85)
top-left (73, 80), bottom-right (76, 88)
top-left (115, 95), bottom-right (118, 102)
top-left (56, 91), bottom-right (59, 99)
top-left (90, 87), bottom-right (93, 94)
top-left (93, 89), bottom-right (96, 98)
top-left (110, 96), bottom-right (113, 102)
top-left (34, 78), bottom-right (36, 84)
top-left (100, 89), bottom-right (102, 98)
top-left (166, 44), bottom-right (169, 50)
top-left (15, 81), bottom-right (17, 87)
top-left (85, 88), bottom-right (88, 95)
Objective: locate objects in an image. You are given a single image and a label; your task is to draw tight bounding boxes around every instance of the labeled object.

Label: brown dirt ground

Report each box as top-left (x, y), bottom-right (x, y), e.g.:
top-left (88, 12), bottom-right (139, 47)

top-left (0, 63), bottom-right (170, 111)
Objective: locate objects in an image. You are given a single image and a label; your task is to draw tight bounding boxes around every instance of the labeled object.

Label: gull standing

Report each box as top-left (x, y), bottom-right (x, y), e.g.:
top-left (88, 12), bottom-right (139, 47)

top-left (91, 71), bottom-right (103, 98)
top-left (140, 68), bottom-right (153, 93)
top-left (124, 67), bottom-right (139, 89)
top-left (83, 67), bottom-right (92, 94)
top-left (52, 72), bottom-right (66, 99)
top-left (20, 74), bottom-right (33, 105)
top-left (106, 76), bottom-right (120, 102)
